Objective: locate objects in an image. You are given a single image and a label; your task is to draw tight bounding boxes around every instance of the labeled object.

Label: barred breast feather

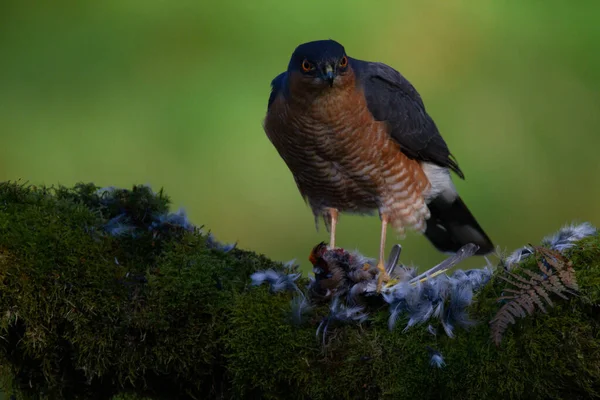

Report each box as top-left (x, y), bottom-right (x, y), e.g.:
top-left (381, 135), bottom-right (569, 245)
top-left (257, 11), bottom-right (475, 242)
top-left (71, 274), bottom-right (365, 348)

top-left (264, 72), bottom-right (432, 236)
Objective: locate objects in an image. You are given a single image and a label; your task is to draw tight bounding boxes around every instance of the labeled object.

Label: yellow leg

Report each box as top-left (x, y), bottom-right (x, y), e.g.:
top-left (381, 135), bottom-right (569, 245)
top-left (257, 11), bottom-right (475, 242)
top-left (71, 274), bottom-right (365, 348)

top-left (376, 215), bottom-right (391, 292)
top-left (328, 208), bottom-right (338, 249)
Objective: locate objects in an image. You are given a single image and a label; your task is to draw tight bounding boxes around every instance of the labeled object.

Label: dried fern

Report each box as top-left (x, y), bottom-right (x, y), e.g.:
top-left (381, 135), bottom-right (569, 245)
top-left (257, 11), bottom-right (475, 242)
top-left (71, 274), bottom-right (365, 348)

top-left (490, 246), bottom-right (578, 346)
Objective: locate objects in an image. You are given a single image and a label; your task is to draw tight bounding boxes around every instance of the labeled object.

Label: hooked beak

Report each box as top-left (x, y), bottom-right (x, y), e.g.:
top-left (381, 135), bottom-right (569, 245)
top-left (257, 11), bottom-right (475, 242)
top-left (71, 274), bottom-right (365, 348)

top-left (323, 64), bottom-right (335, 87)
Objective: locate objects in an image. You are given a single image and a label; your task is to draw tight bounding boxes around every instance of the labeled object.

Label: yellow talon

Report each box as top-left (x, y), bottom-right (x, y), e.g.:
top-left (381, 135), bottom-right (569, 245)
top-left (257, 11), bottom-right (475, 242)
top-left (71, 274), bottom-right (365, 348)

top-left (375, 261), bottom-right (390, 293)
top-left (385, 278), bottom-right (399, 287)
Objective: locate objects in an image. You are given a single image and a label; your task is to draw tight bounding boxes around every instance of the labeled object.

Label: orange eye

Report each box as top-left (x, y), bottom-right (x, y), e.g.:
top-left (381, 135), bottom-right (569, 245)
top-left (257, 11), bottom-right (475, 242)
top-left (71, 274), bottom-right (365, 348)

top-left (339, 56), bottom-right (348, 68)
top-left (301, 59), bottom-right (313, 72)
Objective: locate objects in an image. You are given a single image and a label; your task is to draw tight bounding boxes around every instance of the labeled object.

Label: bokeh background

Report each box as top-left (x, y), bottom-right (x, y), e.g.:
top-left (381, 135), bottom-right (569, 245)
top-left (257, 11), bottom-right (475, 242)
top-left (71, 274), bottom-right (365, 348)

top-left (2, 0), bottom-right (599, 273)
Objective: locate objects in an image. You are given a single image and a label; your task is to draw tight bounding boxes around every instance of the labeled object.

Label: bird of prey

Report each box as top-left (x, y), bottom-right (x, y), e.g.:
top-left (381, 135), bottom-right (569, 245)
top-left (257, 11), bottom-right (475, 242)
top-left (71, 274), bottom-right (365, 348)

top-left (263, 39), bottom-right (493, 290)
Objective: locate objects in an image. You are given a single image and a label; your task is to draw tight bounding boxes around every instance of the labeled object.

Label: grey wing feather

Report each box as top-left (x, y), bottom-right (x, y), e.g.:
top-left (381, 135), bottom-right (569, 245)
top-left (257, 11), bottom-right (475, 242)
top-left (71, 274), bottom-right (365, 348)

top-left (351, 58), bottom-right (464, 179)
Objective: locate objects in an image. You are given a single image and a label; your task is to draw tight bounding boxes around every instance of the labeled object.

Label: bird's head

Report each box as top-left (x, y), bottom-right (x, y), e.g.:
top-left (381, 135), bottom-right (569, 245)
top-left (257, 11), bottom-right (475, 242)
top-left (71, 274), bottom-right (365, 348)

top-left (287, 39), bottom-right (351, 89)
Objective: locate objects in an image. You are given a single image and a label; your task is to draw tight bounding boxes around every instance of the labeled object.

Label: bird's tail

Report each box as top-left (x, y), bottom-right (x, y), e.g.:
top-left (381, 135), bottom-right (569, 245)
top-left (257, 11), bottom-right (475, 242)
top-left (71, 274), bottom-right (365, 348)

top-left (423, 194), bottom-right (494, 256)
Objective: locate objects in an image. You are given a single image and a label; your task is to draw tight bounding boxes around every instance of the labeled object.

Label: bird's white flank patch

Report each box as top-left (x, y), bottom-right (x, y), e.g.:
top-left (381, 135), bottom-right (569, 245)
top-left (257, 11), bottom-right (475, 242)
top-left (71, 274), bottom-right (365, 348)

top-left (421, 162), bottom-right (457, 202)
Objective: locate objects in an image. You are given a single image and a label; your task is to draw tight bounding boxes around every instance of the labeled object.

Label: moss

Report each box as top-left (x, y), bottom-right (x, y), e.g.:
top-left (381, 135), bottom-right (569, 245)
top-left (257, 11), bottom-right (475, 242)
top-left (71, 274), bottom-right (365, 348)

top-left (0, 182), bottom-right (598, 399)
top-left (0, 182), bottom-right (281, 399)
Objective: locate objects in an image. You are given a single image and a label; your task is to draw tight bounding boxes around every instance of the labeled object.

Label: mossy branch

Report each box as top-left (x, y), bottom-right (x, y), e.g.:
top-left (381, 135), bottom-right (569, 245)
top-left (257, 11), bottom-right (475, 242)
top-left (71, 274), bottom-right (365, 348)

top-left (0, 182), bottom-right (599, 400)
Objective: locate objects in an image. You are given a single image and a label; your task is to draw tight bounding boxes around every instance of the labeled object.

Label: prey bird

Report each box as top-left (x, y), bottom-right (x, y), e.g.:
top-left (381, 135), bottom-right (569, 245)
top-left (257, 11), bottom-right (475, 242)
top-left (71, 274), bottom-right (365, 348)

top-left (263, 39), bottom-right (493, 290)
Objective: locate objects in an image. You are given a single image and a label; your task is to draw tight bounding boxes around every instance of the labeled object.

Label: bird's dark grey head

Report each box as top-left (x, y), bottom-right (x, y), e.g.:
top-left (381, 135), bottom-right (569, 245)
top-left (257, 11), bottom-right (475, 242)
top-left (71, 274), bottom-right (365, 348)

top-left (288, 40), bottom-right (349, 87)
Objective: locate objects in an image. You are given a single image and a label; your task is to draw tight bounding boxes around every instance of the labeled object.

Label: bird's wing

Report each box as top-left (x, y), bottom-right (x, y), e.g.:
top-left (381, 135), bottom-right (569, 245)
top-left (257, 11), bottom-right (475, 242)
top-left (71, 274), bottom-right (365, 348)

top-left (268, 71), bottom-right (287, 109)
top-left (351, 58), bottom-right (464, 179)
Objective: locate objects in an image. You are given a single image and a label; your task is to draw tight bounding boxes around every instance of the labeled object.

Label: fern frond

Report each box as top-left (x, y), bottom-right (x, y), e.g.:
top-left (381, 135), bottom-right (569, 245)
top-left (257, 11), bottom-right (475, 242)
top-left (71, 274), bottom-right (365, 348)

top-left (545, 276), bottom-right (570, 299)
top-left (490, 247), bottom-right (578, 346)
top-left (517, 293), bottom-right (536, 315)
top-left (538, 247), bottom-right (579, 292)
top-left (532, 284), bottom-right (553, 309)
top-left (506, 270), bottom-right (534, 285)
top-left (540, 247), bottom-right (579, 291)
top-left (536, 246), bottom-right (564, 269)
top-left (498, 275), bottom-right (529, 290)
top-left (526, 288), bottom-right (547, 313)
top-left (558, 268), bottom-right (579, 291)
top-left (502, 288), bottom-right (523, 295)
top-left (506, 300), bottom-right (527, 319)
top-left (521, 268), bottom-right (545, 282)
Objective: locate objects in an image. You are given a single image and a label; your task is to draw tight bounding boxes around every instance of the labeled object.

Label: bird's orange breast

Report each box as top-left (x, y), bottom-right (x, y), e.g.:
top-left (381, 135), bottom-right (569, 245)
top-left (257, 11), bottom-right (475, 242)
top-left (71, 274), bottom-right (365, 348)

top-left (264, 72), bottom-right (431, 233)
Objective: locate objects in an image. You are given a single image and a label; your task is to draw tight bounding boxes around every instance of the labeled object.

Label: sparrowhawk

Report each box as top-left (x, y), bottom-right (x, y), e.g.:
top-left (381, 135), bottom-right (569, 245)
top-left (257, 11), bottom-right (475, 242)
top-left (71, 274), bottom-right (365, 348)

top-left (263, 39), bottom-right (493, 290)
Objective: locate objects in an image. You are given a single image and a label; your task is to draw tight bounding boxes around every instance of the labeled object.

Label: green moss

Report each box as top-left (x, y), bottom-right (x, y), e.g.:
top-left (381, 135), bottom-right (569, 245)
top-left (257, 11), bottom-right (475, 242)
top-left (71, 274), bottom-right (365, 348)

top-left (0, 182), bottom-right (282, 399)
top-left (0, 182), bottom-right (598, 399)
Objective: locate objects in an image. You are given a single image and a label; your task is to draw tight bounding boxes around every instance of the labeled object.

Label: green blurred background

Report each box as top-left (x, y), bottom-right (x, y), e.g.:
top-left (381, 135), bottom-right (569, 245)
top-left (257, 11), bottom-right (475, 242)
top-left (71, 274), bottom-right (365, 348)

top-left (1, 0), bottom-right (599, 274)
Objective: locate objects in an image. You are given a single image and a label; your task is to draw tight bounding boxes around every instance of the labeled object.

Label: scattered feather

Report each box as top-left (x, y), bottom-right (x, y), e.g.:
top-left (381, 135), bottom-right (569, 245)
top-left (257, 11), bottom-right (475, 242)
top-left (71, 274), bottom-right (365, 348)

top-left (441, 279), bottom-right (476, 338)
top-left (95, 186), bottom-right (116, 197)
top-left (541, 222), bottom-right (597, 251)
top-left (503, 245), bottom-right (535, 269)
top-left (282, 259), bottom-right (298, 272)
top-left (249, 222), bottom-right (595, 344)
top-left (348, 280), bottom-right (376, 304)
top-left (150, 208), bottom-right (195, 232)
top-left (400, 265), bottom-right (418, 281)
top-left (290, 293), bottom-right (312, 325)
top-left (461, 267), bottom-right (494, 291)
top-left (383, 264), bottom-right (482, 337)
top-left (427, 324), bottom-right (437, 336)
top-left (383, 282), bottom-right (413, 331)
top-left (504, 222), bottom-right (596, 269)
top-left (103, 214), bottom-right (137, 237)
top-left (206, 233), bottom-right (237, 253)
top-left (250, 269), bottom-right (301, 293)
top-left (96, 185), bottom-right (200, 238)
top-left (427, 346), bottom-right (446, 368)
top-left (316, 297), bottom-right (368, 345)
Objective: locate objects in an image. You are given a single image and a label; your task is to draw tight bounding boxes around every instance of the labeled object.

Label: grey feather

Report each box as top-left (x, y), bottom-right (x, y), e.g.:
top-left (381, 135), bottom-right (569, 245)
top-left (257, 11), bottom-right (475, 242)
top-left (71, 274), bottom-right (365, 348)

top-left (316, 297), bottom-right (368, 345)
top-left (290, 294), bottom-right (312, 325)
top-left (206, 233), bottom-right (237, 253)
top-left (250, 269), bottom-right (301, 293)
top-left (427, 346), bottom-right (446, 368)
top-left (427, 324), bottom-right (437, 336)
top-left (541, 222), bottom-right (597, 251)
top-left (504, 222), bottom-right (597, 269)
top-left (351, 58), bottom-right (464, 178)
